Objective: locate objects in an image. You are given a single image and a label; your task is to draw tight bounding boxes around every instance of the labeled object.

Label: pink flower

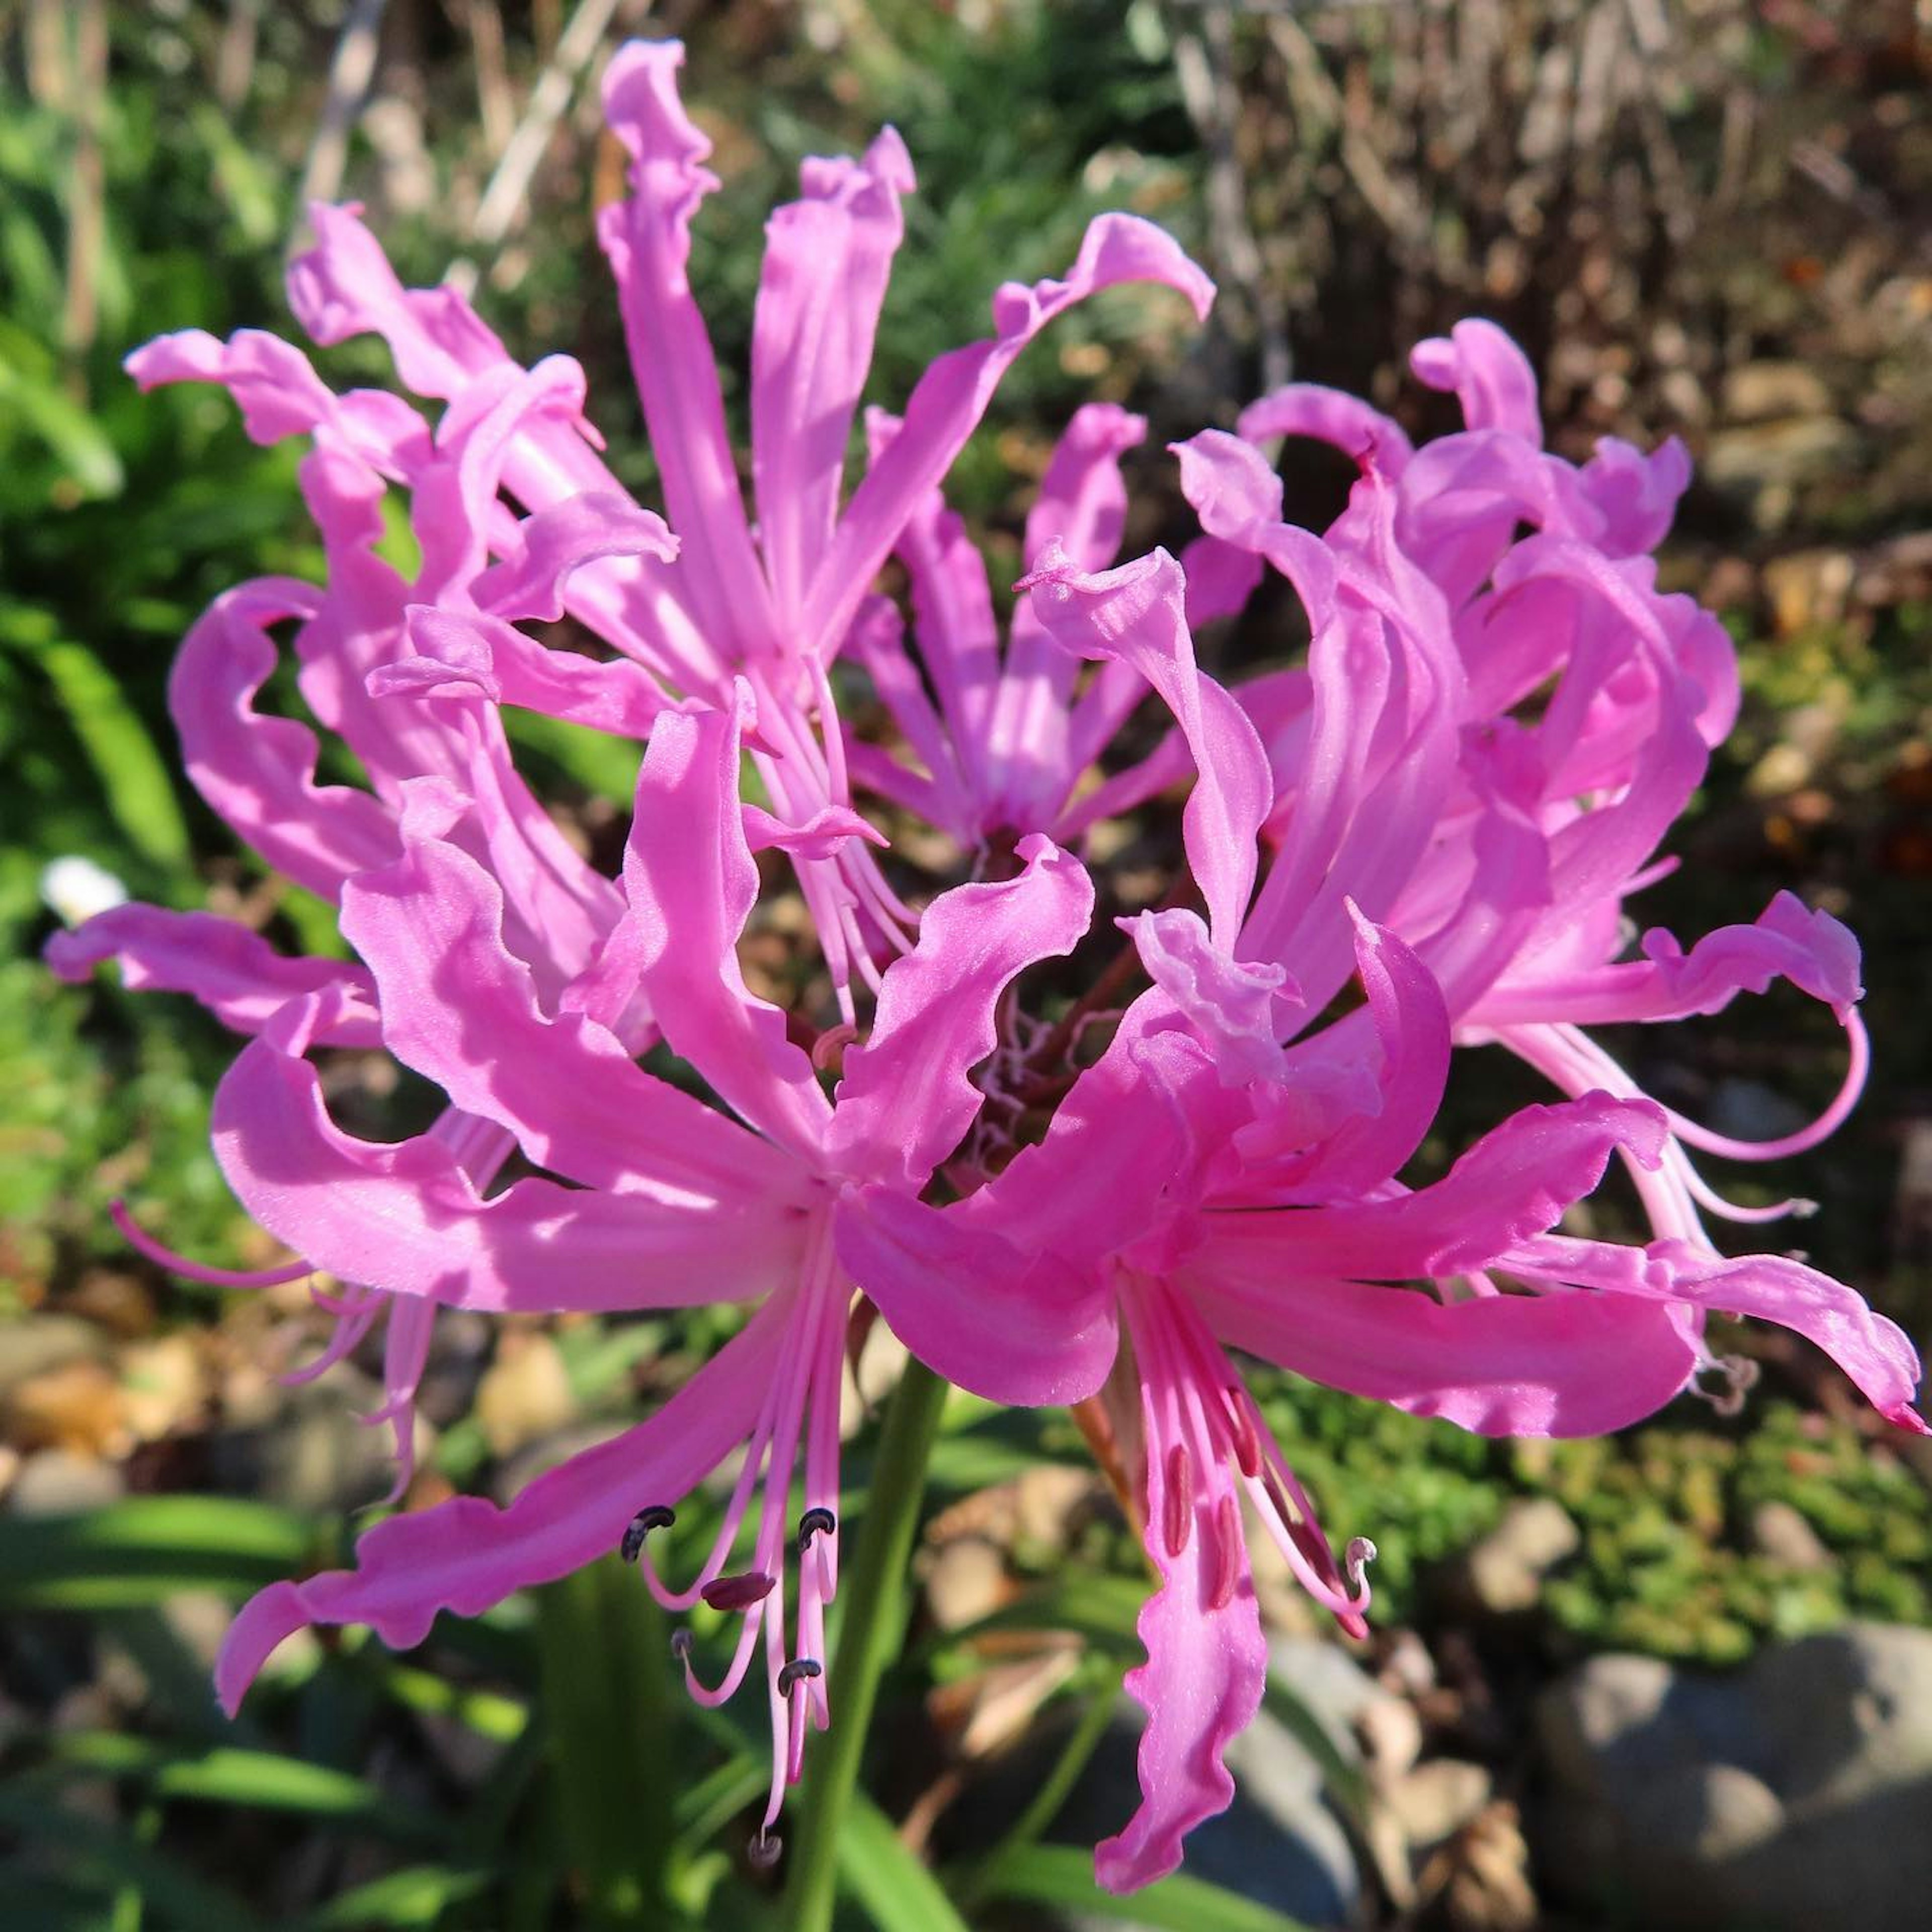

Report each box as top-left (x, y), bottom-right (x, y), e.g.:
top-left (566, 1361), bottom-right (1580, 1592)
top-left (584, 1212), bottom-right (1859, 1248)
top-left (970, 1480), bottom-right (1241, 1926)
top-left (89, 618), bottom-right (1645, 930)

top-left (210, 686), bottom-right (1093, 1847)
top-left (46, 33), bottom-right (1206, 1852)
top-left (838, 400), bottom-right (1923, 1885)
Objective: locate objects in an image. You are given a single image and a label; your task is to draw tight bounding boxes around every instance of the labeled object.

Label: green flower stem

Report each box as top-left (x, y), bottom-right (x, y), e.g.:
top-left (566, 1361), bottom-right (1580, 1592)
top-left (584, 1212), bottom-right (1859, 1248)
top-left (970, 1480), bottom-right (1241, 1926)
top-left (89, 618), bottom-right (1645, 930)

top-left (784, 1355), bottom-right (949, 1932)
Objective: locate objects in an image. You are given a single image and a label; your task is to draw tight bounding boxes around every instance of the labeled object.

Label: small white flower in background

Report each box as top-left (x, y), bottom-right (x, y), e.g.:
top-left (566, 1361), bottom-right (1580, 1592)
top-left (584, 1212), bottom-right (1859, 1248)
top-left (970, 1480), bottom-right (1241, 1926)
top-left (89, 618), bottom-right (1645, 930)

top-left (42, 855), bottom-right (130, 928)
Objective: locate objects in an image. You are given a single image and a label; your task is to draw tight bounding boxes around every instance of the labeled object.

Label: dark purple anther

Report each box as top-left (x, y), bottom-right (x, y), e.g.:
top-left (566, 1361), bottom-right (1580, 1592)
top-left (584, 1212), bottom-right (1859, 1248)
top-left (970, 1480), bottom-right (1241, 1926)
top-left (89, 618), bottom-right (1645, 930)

top-left (620, 1504), bottom-right (675, 1565)
top-left (700, 1569), bottom-right (777, 1614)
top-left (777, 1657), bottom-right (823, 1695)
top-left (747, 1829), bottom-right (783, 1871)
top-left (797, 1507), bottom-right (836, 1551)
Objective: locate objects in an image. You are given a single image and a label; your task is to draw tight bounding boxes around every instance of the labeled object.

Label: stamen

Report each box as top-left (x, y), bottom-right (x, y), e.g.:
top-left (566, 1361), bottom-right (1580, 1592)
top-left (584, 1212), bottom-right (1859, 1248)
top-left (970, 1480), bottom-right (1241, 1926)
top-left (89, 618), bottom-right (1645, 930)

top-left (747, 1829), bottom-right (783, 1872)
top-left (797, 1506), bottom-right (836, 1551)
top-left (1225, 1389), bottom-right (1261, 1478)
top-left (1345, 1536), bottom-right (1379, 1594)
top-left (620, 1504), bottom-right (676, 1565)
top-left (1691, 1353), bottom-right (1760, 1418)
top-left (777, 1657), bottom-right (823, 1695)
top-left (701, 1569), bottom-right (777, 1614)
top-left (670, 1629), bottom-right (694, 1661)
top-left (1162, 1443), bottom-right (1194, 1558)
top-left (811, 1023), bottom-right (859, 1073)
top-left (1207, 1496), bottom-right (1243, 1613)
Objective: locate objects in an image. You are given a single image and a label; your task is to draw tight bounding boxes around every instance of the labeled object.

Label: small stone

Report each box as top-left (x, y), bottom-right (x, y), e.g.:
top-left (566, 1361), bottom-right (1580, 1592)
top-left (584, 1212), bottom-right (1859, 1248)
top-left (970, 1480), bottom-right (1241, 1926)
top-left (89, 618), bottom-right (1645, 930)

top-left (924, 1537), bottom-right (1008, 1631)
top-left (3, 1357), bottom-right (129, 1457)
top-left (5, 1448), bottom-right (127, 1516)
top-left (1721, 360), bottom-right (1834, 422)
top-left (1749, 1500), bottom-right (1832, 1572)
top-left (1388, 1758), bottom-right (1492, 1847)
top-left (474, 1332), bottom-right (575, 1459)
top-left (0, 1317), bottom-right (111, 1400)
top-left (1453, 1498), bottom-right (1580, 1615)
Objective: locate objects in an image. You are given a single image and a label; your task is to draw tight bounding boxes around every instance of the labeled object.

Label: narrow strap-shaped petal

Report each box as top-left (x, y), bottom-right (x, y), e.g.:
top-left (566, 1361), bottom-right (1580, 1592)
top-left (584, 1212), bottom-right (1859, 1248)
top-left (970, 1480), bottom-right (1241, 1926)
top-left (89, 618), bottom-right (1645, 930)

top-left (1124, 908), bottom-right (1294, 1089)
top-left (1205, 1092), bottom-right (1668, 1281)
top-left (1190, 1269), bottom-right (1699, 1437)
top-left (804, 215), bottom-right (1214, 659)
top-left (1095, 1298), bottom-right (1267, 1892)
top-left (833, 1186), bottom-right (1118, 1406)
top-left (339, 832), bottom-right (796, 1202)
top-left (598, 40), bottom-right (773, 662)
top-left (616, 699), bottom-right (831, 1159)
top-left (169, 579), bottom-right (397, 902)
top-left (752, 128), bottom-right (914, 620)
top-left (828, 834), bottom-right (1093, 1187)
top-left (1411, 318), bottom-right (1544, 442)
top-left (380, 607), bottom-right (679, 738)
top-left (1470, 892), bottom-right (1863, 1028)
top-left (213, 997), bottom-right (805, 1314)
top-left (1266, 911), bottom-right (1450, 1198)
top-left (1236, 382), bottom-right (1415, 473)
top-left (1507, 1234), bottom-right (1925, 1433)
top-left (472, 492), bottom-right (678, 617)
top-left (217, 1297), bottom-right (787, 1708)
top-left (1021, 545), bottom-right (1269, 949)
top-left (888, 446), bottom-right (1004, 807)
top-left (285, 203), bottom-right (709, 683)
top-left (46, 904), bottom-right (380, 1046)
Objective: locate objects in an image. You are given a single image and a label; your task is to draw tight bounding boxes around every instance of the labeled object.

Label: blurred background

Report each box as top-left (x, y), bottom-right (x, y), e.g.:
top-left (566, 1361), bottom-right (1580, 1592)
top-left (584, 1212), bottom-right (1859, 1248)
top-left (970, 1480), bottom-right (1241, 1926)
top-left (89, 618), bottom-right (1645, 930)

top-left (3, 2), bottom-right (1931, 1927)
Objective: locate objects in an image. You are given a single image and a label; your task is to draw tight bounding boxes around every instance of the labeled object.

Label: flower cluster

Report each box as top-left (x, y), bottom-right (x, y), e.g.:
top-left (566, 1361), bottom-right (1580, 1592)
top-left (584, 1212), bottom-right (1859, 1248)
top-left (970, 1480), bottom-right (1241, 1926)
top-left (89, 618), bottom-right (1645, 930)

top-left (50, 38), bottom-right (1922, 1893)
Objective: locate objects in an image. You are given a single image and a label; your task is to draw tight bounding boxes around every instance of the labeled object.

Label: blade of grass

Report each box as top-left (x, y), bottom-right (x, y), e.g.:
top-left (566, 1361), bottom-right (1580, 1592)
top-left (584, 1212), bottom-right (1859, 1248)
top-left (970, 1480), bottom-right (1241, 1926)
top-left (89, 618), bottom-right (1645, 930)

top-left (834, 1793), bottom-right (972, 1932)
top-left (981, 1843), bottom-right (1319, 1932)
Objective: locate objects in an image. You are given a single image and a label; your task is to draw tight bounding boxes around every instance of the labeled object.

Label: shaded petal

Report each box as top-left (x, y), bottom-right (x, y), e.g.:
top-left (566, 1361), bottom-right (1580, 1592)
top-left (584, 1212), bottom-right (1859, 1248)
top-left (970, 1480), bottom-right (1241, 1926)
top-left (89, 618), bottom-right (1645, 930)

top-left (1125, 908), bottom-right (1294, 1087)
top-left (1470, 892), bottom-right (1863, 1028)
top-left (1256, 911), bottom-right (1450, 1199)
top-left (1236, 382), bottom-right (1415, 473)
top-left (472, 492), bottom-right (679, 621)
top-left (806, 215), bottom-right (1214, 658)
top-left (1192, 1269), bottom-right (1698, 1436)
top-left (828, 834), bottom-right (1093, 1186)
top-left (381, 607), bottom-right (679, 738)
top-left (1207, 1093), bottom-right (1668, 1280)
top-left (217, 1298), bottom-right (786, 1708)
top-left (615, 699), bottom-right (831, 1159)
top-left (169, 579), bottom-right (397, 902)
top-left (46, 904), bottom-right (380, 1046)
top-left (1508, 1234), bottom-right (1926, 1433)
top-left (1411, 318), bottom-right (1543, 441)
top-left (833, 1186), bottom-right (1117, 1405)
top-left (213, 998), bottom-right (804, 1315)
top-left (752, 128), bottom-right (914, 619)
top-left (1021, 545), bottom-right (1269, 948)
top-left (339, 832), bottom-right (796, 1202)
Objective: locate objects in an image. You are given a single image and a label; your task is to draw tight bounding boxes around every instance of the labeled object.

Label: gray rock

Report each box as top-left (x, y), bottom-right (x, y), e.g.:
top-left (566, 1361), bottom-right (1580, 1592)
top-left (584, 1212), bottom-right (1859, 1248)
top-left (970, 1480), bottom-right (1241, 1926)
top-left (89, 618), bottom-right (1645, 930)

top-left (4, 1448), bottom-right (126, 1516)
top-left (1749, 1500), bottom-right (1833, 1573)
top-left (1534, 1624), bottom-right (1932, 1930)
top-left (948, 1635), bottom-right (1380, 1928)
top-left (208, 1367), bottom-right (400, 1513)
top-left (1451, 1498), bottom-right (1581, 1615)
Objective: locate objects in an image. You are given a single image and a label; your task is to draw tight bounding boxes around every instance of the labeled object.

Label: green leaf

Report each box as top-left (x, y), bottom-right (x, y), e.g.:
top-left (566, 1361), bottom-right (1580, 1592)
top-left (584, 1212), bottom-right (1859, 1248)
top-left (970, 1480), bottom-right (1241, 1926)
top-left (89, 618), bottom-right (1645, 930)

top-left (40, 1734), bottom-right (445, 1844)
top-left (981, 1844), bottom-right (1319, 1932)
top-left (300, 1866), bottom-right (495, 1931)
top-left (0, 1791), bottom-right (264, 1932)
top-left (0, 1497), bottom-right (320, 1610)
top-left (533, 1558), bottom-right (678, 1921)
top-left (835, 1794), bottom-right (973, 1932)
top-left (0, 359), bottom-right (125, 498)
top-left (31, 637), bottom-right (191, 869)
